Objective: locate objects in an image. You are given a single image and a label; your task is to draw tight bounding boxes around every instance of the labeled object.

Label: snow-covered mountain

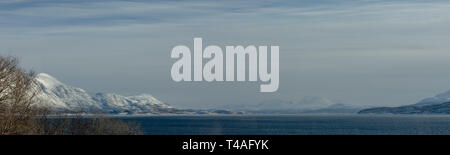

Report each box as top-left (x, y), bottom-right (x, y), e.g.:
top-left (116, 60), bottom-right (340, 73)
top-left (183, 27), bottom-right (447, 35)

top-left (220, 97), bottom-right (362, 114)
top-left (34, 73), bottom-right (182, 115)
top-left (359, 90), bottom-right (450, 114)
top-left (414, 90), bottom-right (450, 106)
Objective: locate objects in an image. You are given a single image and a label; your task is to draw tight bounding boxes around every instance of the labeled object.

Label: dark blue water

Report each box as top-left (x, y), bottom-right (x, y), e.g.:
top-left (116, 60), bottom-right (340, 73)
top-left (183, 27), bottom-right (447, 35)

top-left (119, 115), bottom-right (450, 135)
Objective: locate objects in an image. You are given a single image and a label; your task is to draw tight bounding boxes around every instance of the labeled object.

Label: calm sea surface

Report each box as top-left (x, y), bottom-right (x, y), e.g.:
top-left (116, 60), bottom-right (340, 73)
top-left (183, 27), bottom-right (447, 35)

top-left (118, 115), bottom-right (450, 135)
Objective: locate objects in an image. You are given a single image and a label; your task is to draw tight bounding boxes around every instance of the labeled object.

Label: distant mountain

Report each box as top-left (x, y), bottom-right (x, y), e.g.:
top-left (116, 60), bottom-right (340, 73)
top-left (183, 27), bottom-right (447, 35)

top-left (359, 90), bottom-right (450, 114)
top-left (220, 97), bottom-right (362, 114)
top-left (414, 90), bottom-right (450, 106)
top-left (359, 102), bottom-right (450, 114)
top-left (34, 73), bottom-right (235, 115)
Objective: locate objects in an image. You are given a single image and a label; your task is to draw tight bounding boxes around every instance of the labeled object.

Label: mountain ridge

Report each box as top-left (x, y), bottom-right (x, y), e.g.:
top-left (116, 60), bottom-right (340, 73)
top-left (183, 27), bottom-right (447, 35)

top-left (359, 90), bottom-right (450, 114)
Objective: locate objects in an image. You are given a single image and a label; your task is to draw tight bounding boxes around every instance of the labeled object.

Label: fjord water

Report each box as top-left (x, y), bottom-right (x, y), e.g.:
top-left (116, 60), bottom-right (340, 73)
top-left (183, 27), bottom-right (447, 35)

top-left (120, 115), bottom-right (450, 135)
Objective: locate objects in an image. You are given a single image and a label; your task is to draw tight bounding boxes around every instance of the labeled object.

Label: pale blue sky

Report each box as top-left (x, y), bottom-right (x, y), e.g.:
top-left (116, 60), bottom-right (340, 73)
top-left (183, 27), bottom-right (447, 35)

top-left (1, 0), bottom-right (450, 108)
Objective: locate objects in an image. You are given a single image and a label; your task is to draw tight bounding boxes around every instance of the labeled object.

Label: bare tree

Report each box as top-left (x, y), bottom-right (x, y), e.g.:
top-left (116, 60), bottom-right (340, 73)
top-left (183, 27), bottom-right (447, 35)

top-left (0, 55), bottom-right (142, 135)
top-left (0, 56), bottom-right (44, 134)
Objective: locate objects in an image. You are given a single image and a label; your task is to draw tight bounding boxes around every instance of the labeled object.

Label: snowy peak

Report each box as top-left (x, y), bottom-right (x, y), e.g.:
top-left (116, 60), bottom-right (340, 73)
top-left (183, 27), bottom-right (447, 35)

top-left (127, 94), bottom-right (168, 106)
top-left (35, 73), bottom-right (63, 89)
top-left (34, 73), bottom-right (101, 111)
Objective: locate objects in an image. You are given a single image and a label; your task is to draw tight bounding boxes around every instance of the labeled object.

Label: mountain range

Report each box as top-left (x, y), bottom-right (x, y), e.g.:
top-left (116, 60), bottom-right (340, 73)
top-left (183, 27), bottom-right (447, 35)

top-left (218, 97), bottom-right (363, 114)
top-left (34, 73), bottom-right (235, 115)
top-left (34, 73), bottom-right (362, 115)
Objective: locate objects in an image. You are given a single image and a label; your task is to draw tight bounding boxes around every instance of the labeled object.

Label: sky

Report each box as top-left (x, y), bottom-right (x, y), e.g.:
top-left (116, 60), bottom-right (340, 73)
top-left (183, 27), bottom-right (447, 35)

top-left (1, 0), bottom-right (450, 108)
